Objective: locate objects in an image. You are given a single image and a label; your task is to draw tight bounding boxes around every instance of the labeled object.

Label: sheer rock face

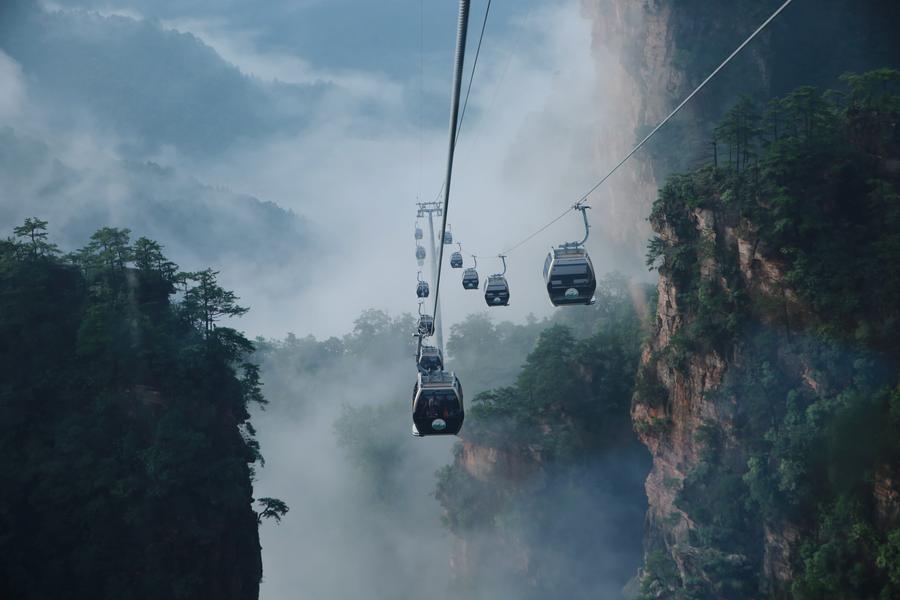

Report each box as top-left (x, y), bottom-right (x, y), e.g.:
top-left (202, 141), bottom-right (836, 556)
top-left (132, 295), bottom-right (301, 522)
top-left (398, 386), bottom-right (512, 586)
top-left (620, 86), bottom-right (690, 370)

top-left (581, 1), bottom-right (900, 593)
top-left (874, 466), bottom-right (900, 531)
top-left (763, 520), bottom-right (800, 590)
top-left (632, 199), bottom-right (800, 591)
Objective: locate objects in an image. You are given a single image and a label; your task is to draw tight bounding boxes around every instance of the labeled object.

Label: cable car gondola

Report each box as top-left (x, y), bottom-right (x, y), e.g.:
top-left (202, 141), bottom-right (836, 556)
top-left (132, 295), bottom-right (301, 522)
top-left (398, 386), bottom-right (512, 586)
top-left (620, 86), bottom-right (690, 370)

top-left (543, 206), bottom-right (596, 306)
top-left (417, 345), bottom-right (444, 373)
top-left (484, 256), bottom-right (510, 306)
top-left (417, 304), bottom-right (435, 337)
top-left (462, 269), bottom-right (479, 289)
top-left (443, 226), bottom-right (453, 245)
top-left (415, 225), bottom-right (423, 241)
top-left (462, 256), bottom-right (479, 290)
top-left (416, 245), bottom-right (426, 261)
top-left (484, 275), bottom-right (510, 306)
top-left (412, 370), bottom-right (464, 437)
top-left (416, 272), bottom-right (430, 299)
top-left (450, 242), bottom-right (463, 269)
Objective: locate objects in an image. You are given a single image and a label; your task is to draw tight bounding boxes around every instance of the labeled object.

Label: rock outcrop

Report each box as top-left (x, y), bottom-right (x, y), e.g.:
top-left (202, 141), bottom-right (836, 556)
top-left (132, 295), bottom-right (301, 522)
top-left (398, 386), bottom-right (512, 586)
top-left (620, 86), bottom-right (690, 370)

top-left (582, 1), bottom-right (900, 596)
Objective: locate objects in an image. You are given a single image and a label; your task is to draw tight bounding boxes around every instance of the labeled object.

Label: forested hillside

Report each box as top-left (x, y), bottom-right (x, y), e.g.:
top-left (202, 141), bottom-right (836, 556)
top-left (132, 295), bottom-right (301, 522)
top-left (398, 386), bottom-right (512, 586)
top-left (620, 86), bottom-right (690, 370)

top-left (0, 220), bottom-right (278, 598)
top-left (435, 277), bottom-right (652, 599)
top-left (245, 276), bottom-right (653, 599)
top-left (634, 70), bottom-right (900, 598)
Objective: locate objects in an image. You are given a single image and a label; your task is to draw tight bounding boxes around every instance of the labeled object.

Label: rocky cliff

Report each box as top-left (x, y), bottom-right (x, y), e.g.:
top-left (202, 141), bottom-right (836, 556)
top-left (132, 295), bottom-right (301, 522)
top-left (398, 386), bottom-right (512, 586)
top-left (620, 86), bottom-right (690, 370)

top-left (629, 69), bottom-right (900, 597)
top-left (582, 0), bottom-right (900, 252)
top-left (581, 1), bottom-right (900, 597)
top-left (633, 188), bottom-right (799, 596)
top-left (436, 286), bottom-right (651, 599)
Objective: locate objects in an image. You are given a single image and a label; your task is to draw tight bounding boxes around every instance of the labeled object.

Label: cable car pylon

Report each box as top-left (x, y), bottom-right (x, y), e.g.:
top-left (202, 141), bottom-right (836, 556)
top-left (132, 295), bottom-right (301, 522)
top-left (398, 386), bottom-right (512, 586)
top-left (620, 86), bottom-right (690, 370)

top-left (417, 200), bottom-right (444, 350)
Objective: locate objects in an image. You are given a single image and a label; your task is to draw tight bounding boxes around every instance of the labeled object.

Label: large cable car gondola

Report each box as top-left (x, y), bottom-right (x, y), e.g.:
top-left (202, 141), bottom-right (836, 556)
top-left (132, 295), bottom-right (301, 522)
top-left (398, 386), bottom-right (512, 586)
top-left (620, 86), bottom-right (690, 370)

top-left (416, 271), bottom-right (430, 299)
top-left (543, 205), bottom-right (596, 306)
top-left (450, 242), bottom-right (463, 269)
top-left (412, 370), bottom-right (464, 437)
top-left (484, 255), bottom-right (510, 306)
top-left (462, 256), bottom-right (479, 290)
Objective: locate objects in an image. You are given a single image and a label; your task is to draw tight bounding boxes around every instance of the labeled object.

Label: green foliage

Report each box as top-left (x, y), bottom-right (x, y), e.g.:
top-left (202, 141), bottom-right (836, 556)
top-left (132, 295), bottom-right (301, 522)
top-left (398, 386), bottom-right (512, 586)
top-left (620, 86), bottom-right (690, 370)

top-left (460, 278), bottom-right (648, 458)
top-left (876, 529), bottom-right (900, 590)
top-left (0, 220), bottom-right (274, 598)
top-left (649, 69), bottom-right (900, 357)
top-left (637, 550), bottom-right (683, 599)
top-left (256, 497), bottom-right (289, 524)
top-left (181, 268), bottom-right (250, 337)
top-left (714, 95), bottom-right (761, 172)
top-left (842, 68), bottom-right (900, 101)
top-left (11, 216), bottom-right (59, 258)
top-left (434, 463), bottom-right (503, 534)
top-left (435, 276), bottom-right (652, 597)
top-left (642, 70), bottom-right (900, 598)
top-left (446, 312), bottom-right (546, 395)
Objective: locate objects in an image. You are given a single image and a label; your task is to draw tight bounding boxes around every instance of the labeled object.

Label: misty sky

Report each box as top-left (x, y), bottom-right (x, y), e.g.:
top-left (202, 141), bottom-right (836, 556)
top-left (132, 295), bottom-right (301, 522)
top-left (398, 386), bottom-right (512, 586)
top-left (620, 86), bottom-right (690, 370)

top-left (0, 0), bottom-right (654, 340)
top-left (0, 2), bottom-right (660, 598)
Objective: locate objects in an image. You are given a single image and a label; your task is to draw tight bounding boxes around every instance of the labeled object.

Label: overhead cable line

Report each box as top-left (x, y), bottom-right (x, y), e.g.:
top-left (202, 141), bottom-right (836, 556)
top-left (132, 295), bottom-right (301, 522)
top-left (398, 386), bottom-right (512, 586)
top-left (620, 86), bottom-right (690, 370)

top-left (456, 0), bottom-right (492, 142)
top-left (572, 0), bottom-right (796, 208)
top-left (431, 0), bottom-right (493, 205)
top-left (463, 3), bottom-right (527, 159)
top-left (417, 0), bottom-right (425, 200)
top-left (467, 0), bottom-right (796, 258)
top-left (432, 0), bottom-right (472, 352)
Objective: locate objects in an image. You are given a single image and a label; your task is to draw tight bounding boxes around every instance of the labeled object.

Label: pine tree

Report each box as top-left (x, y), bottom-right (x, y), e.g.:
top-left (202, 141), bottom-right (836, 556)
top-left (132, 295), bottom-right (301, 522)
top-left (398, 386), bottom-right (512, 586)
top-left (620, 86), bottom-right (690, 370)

top-left (12, 217), bottom-right (59, 258)
top-left (181, 268), bottom-right (249, 337)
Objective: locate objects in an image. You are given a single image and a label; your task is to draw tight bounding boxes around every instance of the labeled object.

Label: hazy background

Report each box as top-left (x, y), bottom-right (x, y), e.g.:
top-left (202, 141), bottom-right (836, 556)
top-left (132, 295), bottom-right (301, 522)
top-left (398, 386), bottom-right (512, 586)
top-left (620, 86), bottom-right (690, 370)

top-left (0, 0), bottom-right (652, 338)
top-left (0, 1), bottom-right (653, 597)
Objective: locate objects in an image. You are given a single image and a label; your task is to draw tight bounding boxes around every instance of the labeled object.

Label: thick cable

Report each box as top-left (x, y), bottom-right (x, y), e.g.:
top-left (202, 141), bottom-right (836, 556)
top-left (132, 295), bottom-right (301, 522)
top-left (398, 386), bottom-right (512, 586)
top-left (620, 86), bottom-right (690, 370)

top-left (429, 0), bottom-right (492, 206)
top-left (417, 0), bottom-right (424, 200)
top-left (432, 0), bottom-right (471, 353)
top-left (456, 0), bottom-right (492, 142)
top-left (573, 0), bottom-right (795, 206)
top-left (480, 0), bottom-right (797, 257)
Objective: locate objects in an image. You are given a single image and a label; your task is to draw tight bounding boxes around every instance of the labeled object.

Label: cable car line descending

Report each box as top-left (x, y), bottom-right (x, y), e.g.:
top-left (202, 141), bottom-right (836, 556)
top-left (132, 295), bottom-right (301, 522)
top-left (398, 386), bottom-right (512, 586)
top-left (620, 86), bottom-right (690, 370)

top-left (432, 0), bottom-right (471, 342)
top-left (430, 0), bottom-right (493, 206)
top-left (571, 0), bottom-right (796, 209)
top-left (411, 0), bottom-right (471, 439)
top-left (410, 0), bottom-right (796, 437)
top-left (456, 0), bottom-right (492, 144)
top-left (469, 0), bottom-right (797, 260)
top-left (417, 0), bottom-right (425, 201)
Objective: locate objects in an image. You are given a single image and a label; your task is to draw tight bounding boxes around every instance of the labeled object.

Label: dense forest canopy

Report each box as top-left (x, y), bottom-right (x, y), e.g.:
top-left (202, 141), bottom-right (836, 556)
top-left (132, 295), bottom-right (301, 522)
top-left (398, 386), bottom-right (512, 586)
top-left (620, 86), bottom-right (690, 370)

top-left (0, 219), bottom-right (282, 599)
top-left (638, 69), bottom-right (900, 599)
top-left (434, 277), bottom-right (652, 600)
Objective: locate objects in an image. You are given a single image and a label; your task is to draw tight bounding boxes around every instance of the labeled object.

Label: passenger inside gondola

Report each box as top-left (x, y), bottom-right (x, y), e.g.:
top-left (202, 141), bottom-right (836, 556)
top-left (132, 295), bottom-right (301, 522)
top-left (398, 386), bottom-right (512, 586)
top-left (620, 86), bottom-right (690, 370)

top-left (419, 393), bottom-right (460, 420)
